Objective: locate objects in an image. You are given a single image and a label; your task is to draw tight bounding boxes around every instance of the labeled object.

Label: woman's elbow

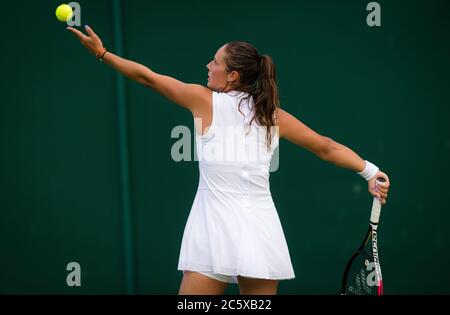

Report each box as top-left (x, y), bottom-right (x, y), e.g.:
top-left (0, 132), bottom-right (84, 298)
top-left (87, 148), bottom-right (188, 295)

top-left (137, 67), bottom-right (157, 87)
top-left (317, 136), bottom-right (335, 159)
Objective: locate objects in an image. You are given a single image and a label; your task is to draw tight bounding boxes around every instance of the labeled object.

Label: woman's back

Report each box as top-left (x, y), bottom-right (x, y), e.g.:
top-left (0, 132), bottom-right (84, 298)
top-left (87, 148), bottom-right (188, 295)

top-left (178, 90), bottom-right (295, 283)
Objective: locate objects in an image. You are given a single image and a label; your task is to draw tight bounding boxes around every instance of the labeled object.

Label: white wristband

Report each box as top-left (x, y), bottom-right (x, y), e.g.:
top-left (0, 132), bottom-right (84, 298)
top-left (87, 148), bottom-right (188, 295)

top-left (358, 160), bottom-right (379, 181)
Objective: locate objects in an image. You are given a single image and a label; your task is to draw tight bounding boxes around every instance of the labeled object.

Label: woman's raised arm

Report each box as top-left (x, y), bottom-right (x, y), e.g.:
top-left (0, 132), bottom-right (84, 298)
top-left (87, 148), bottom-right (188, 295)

top-left (67, 25), bottom-right (211, 113)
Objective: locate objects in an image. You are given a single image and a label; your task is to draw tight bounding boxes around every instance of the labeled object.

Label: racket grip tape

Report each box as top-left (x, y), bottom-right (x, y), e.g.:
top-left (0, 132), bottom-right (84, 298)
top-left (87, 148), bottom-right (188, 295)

top-left (370, 177), bottom-right (386, 224)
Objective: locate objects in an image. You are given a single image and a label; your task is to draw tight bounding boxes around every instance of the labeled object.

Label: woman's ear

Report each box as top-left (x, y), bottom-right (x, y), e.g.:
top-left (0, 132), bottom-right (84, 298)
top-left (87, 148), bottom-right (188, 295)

top-left (228, 70), bottom-right (240, 84)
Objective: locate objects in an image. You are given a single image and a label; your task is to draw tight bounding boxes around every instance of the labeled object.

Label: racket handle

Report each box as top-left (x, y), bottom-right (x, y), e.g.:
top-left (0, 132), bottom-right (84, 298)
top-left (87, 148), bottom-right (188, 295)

top-left (370, 177), bottom-right (386, 224)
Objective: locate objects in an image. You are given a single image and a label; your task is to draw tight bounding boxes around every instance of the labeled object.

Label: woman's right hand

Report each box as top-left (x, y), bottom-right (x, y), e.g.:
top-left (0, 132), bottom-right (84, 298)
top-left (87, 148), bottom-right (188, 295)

top-left (368, 171), bottom-right (390, 205)
top-left (67, 25), bottom-right (104, 57)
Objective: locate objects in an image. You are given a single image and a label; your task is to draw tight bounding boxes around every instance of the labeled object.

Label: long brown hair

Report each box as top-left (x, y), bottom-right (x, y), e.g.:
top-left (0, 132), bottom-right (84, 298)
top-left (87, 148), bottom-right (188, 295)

top-left (222, 41), bottom-right (280, 150)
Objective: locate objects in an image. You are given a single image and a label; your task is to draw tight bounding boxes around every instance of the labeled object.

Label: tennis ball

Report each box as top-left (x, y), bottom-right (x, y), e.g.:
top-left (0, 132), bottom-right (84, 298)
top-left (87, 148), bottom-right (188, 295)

top-left (55, 4), bottom-right (73, 22)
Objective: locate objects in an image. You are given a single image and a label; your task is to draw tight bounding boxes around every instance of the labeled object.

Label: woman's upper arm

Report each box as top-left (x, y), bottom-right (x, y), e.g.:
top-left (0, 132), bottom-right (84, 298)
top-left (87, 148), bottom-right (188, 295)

top-left (139, 70), bottom-right (211, 113)
top-left (276, 108), bottom-right (332, 157)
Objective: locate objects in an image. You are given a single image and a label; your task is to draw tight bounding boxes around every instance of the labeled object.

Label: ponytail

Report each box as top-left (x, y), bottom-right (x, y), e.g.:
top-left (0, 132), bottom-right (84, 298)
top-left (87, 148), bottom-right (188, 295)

top-left (250, 54), bottom-right (279, 150)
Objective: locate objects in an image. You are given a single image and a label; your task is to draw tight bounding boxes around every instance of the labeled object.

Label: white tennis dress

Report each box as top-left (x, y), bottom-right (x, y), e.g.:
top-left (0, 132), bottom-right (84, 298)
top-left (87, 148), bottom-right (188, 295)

top-left (177, 90), bottom-right (295, 284)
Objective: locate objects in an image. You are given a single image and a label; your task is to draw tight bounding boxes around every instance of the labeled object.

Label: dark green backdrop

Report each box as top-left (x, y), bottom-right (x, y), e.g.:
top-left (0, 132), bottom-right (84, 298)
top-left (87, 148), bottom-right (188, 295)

top-left (1, 0), bottom-right (449, 294)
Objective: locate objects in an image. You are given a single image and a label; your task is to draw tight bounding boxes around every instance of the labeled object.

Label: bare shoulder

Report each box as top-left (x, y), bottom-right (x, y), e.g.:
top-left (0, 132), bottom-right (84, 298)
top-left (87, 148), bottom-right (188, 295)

top-left (187, 83), bottom-right (212, 100)
top-left (188, 85), bottom-right (213, 136)
top-left (187, 84), bottom-right (212, 116)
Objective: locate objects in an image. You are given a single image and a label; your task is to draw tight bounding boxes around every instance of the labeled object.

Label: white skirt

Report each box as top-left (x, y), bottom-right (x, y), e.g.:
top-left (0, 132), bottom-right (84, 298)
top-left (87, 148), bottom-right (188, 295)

top-left (177, 187), bottom-right (295, 283)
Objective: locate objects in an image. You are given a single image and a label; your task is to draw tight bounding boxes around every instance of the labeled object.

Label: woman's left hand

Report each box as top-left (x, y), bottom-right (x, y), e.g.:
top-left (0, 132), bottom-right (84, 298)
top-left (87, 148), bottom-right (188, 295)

top-left (368, 170), bottom-right (390, 205)
top-left (67, 25), bottom-right (104, 56)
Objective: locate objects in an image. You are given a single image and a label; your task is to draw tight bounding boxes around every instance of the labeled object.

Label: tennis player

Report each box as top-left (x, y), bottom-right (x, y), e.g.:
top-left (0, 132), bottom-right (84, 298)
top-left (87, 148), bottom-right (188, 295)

top-left (68, 25), bottom-right (390, 295)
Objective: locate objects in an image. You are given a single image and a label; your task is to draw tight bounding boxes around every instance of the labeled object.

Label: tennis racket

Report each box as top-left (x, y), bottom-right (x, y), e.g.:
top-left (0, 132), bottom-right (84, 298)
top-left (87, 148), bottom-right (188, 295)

top-left (340, 177), bottom-right (386, 295)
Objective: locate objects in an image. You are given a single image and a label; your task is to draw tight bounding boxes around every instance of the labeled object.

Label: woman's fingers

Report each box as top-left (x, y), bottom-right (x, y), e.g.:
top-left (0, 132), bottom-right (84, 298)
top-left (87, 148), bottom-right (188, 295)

top-left (376, 185), bottom-right (388, 193)
top-left (377, 181), bottom-right (390, 189)
top-left (371, 189), bottom-right (382, 199)
top-left (67, 26), bottom-right (89, 43)
top-left (375, 185), bottom-right (388, 198)
top-left (374, 188), bottom-right (387, 204)
top-left (376, 171), bottom-right (390, 187)
top-left (374, 171), bottom-right (390, 199)
top-left (369, 171), bottom-right (390, 204)
top-left (84, 25), bottom-right (99, 41)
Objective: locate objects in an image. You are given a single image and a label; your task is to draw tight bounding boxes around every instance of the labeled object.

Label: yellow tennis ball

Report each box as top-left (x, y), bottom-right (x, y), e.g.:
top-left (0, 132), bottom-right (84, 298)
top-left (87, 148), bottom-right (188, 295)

top-left (55, 4), bottom-right (73, 22)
